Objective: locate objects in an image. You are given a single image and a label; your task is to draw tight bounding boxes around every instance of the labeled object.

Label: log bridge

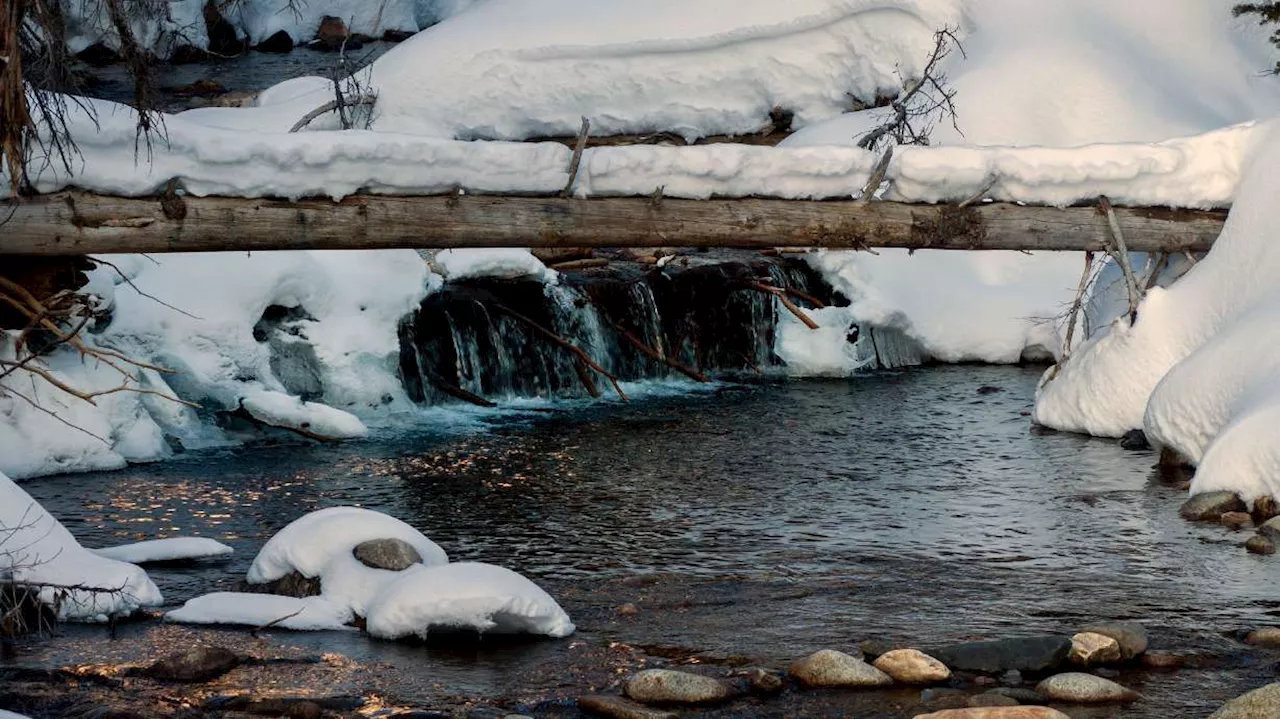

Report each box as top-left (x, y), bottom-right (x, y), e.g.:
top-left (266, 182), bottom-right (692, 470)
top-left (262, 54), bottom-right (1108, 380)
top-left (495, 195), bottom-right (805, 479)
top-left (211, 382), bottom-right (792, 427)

top-left (0, 190), bottom-right (1226, 256)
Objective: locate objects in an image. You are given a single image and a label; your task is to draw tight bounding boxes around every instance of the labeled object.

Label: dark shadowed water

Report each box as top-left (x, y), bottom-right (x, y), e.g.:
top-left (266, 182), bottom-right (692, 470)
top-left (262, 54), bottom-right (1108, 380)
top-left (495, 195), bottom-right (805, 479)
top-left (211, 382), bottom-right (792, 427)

top-left (15, 366), bottom-right (1280, 717)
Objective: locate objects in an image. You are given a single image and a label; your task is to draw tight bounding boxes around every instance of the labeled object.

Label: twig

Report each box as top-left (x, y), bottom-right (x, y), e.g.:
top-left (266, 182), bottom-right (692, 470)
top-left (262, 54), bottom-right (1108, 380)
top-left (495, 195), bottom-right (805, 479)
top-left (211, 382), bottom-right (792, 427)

top-left (746, 282), bottom-right (819, 330)
top-left (289, 95), bottom-right (377, 133)
top-left (856, 145), bottom-right (893, 203)
top-left (1098, 195), bottom-right (1142, 322)
top-left (959, 175), bottom-right (998, 208)
top-left (561, 116), bottom-right (590, 198)
top-left (88, 257), bottom-right (201, 319)
top-left (608, 320), bottom-right (708, 382)
top-left (484, 299), bottom-right (628, 401)
top-left (251, 608), bottom-right (304, 637)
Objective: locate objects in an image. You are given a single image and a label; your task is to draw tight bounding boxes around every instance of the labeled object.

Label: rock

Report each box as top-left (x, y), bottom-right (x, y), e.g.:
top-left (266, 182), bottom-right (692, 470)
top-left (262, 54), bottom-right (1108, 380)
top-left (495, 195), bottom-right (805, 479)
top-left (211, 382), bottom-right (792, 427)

top-left (973, 676), bottom-right (998, 687)
top-left (969, 694), bottom-right (1019, 707)
top-left (920, 688), bottom-right (970, 710)
top-left (933, 636), bottom-right (1071, 674)
top-left (242, 571), bottom-right (322, 598)
top-left (1035, 673), bottom-right (1141, 703)
top-left (1245, 627), bottom-right (1280, 647)
top-left (913, 709), bottom-right (1072, 719)
top-left (578, 695), bottom-right (679, 719)
top-left (1254, 496), bottom-right (1280, 523)
top-left (736, 667), bottom-right (784, 694)
top-left (145, 646), bottom-right (240, 683)
top-left (1222, 512), bottom-right (1254, 529)
top-left (860, 639), bottom-right (908, 659)
top-left (1141, 651), bottom-right (1188, 669)
top-left (624, 669), bottom-right (738, 705)
top-left (315, 16), bottom-right (352, 51)
top-left (1069, 632), bottom-right (1122, 665)
top-left (999, 670), bottom-right (1023, 687)
top-left (977, 386), bottom-right (1003, 395)
top-left (1246, 535), bottom-right (1276, 555)
top-left (1258, 517), bottom-right (1280, 541)
top-left (1180, 491), bottom-right (1247, 521)
top-left (1209, 682), bottom-right (1280, 718)
top-left (1119, 429), bottom-right (1150, 451)
top-left (873, 649), bottom-right (951, 684)
top-left (1079, 621), bottom-right (1148, 660)
top-left (255, 30), bottom-right (294, 53)
top-left (383, 29), bottom-right (416, 42)
top-left (985, 688), bottom-right (1045, 704)
top-left (617, 603), bottom-right (640, 617)
top-left (788, 649), bottom-right (894, 688)
top-left (353, 538), bottom-right (423, 571)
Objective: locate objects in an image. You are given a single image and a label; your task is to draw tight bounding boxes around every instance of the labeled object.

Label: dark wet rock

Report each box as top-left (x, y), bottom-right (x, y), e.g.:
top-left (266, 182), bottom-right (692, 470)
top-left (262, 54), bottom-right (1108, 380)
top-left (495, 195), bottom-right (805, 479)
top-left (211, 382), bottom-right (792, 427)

top-left (145, 646), bottom-right (240, 683)
top-left (970, 694), bottom-right (1020, 707)
top-left (873, 648), bottom-right (951, 684)
top-left (623, 669), bottom-right (738, 705)
top-left (1141, 651), bottom-right (1188, 669)
top-left (734, 667), bottom-right (784, 694)
top-left (999, 670), bottom-right (1023, 687)
top-left (1035, 673), bottom-right (1141, 703)
top-left (578, 695), bottom-right (678, 719)
top-left (1210, 682), bottom-right (1280, 718)
top-left (383, 29), bottom-right (416, 42)
top-left (1079, 621), bottom-right (1148, 660)
top-left (973, 676), bottom-right (998, 687)
top-left (315, 16), bottom-right (356, 52)
top-left (1254, 496), bottom-right (1280, 524)
top-left (170, 45), bottom-right (212, 63)
top-left (204, 0), bottom-right (248, 55)
top-left (1245, 627), bottom-right (1280, 647)
top-left (242, 570), bottom-right (322, 598)
top-left (1119, 429), bottom-right (1150, 450)
top-left (859, 639), bottom-right (908, 659)
top-left (1069, 632), bottom-right (1121, 665)
top-left (920, 688), bottom-right (970, 710)
top-left (1222, 511), bottom-right (1253, 529)
top-left (256, 30), bottom-right (294, 53)
top-left (788, 649), bottom-right (893, 688)
top-left (1247, 534), bottom-right (1276, 555)
top-left (977, 386), bottom-right (1003, 395)
top-left (353, 538), bottom-right (423, 571)
top-left (933, 636), bottom-right (1071, 674)
top-left (77, 42), bottom-right (121, 67)
top-left (1180, 491), bottom-right (1247, 521)
top-left (986, 688), bottom-right (1046, 704)
top-left (1258, 517), bottom-right (1280, 542)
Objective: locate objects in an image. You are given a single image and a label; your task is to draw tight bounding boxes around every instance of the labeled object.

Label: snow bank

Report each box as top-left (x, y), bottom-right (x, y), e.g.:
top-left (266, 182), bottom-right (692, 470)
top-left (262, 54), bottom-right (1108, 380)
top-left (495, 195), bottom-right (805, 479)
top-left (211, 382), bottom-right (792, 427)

top-left (365, 562), bottom-right (575, 640)
top-left (226, 0), bottom-right (419, 46)
top-left (1, 471), bottom-right (162, 620)
top-left (64, 0), bottom-right (207, 58)
top-left (92, 538), bottom-right (233, 564)
top-left (1035, 121), bottom-right (1280, 502)
top-left (165, 593), bottom-right (354, 631)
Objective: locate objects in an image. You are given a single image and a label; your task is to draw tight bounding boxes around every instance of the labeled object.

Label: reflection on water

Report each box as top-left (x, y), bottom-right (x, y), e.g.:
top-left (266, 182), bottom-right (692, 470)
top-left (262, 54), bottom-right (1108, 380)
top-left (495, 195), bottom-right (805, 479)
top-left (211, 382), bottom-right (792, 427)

top-left (19, 367), bottom-right (1280, 717)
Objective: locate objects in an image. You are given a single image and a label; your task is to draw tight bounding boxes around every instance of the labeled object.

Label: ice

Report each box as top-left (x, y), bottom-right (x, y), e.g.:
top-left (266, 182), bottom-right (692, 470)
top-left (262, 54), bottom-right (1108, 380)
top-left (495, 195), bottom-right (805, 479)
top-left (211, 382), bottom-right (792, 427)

top-left (165, 593), bottom-right (354, 631)
top-left (365, 562), bottom-right (575, 640)
top-left (92, 538), bottom-right (234, 564)
top-left (1, 471), bottom-right (162, 621)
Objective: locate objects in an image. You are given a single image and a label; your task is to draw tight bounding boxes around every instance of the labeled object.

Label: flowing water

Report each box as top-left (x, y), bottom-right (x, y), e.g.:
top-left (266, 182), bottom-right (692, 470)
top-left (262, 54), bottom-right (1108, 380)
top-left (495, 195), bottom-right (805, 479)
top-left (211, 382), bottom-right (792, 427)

top-left (14, 366), bottom-right (1280, 718)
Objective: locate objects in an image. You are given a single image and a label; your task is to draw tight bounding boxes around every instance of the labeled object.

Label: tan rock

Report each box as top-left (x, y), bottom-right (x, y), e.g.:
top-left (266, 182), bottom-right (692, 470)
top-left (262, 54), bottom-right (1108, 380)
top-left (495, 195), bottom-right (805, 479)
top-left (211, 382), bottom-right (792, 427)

top-left (1245, 627), bottom-right (1280, 647)
top-left (968, 694), bottom-right (1019, 707)
top-left (1209, 682), bottom-right (1280, 719)
top-left (1246, 535), bottom-right (1276, 555)
top-left (912, 708), bottom-right (1072, 719)
top-left (788, 649), bottom-right (893, 688)
top-left (1222, 511), bottom-right (1253, 529)
top-left (1069, 632), bottom-right (1122, 665)
top-left (1035, 673), bottom-right (1141, 703)
top-left (623, 669), bottom-right (736, 705)
top-left (873, 649), bottom-right (951, 684)
top-left (578, 695), bottom-right (678, 719)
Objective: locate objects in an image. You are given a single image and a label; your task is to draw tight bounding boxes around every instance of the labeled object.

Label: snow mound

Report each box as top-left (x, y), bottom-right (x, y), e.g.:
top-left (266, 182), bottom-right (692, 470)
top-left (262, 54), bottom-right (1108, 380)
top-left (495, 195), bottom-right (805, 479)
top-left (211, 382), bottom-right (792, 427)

top-left (1035, 120), bottom-right (1280, 501)
top-left (165, 593), bottom-right (355, 631)
top-left (1, 471), bottom-right (162, 620)
top-left (433, 249), bottom-right (556, 282)
top-left (247, 507), bottom-right (448, 616)
top-left (365, 562), bottom-right (575, 640)
top-left (93, 538), bottom-right (233, 564)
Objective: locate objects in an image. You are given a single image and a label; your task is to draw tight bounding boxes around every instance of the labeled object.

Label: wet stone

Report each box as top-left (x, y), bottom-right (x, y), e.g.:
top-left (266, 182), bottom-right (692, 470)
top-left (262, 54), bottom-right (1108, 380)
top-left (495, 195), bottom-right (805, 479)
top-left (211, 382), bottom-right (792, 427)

top-left (1035, 673), bottom-right (1141, 703)
top-left (920, 688), bottom-right (970, 710)
top-left (353, 538), bottom-right (423, 571)
top-left (933, 636), bottom-right (1071, 674)
top-left (999, 670), bottom-right (1023, 687)
top-left (1254, 496), bottom-right (1280, 524)
top-left (144, 646), bottom-right (240, 683)
top-left (578, 695), bottom-right (678, 719)
top-left (624, 668), bottom-right (738, 705)
top-left (617, 603), bottom-right (640, 617)
top-left (1180, 491), bottom-right (1247, 521)
top-left (1209, 682), bottom-right (1280, 719)
top-left (242, 570), bottom-right (322, 598)
top-left (1257, 517), bottom-right (1280, 542)
top-left (1222, 511), bottom-right (1253, 529)
top-left (1141, 651), bottom-right (1188, 669)
top-left (969, 694), bottom-right (1019, 707)
top-left (735, 667), bottom-right (784, 694)
top-left (1246, 535), bottom-right (1276, 555)
top-left (1069, 632), bottom-right (1122, 665)
top-left (1245, 627), bottom-right (1280, 647)
top-left (873, 649), bottom-right (952, 684)
top-left (788, 649), bottom-right (894, 688)
top-left (986, 688), bottom-right (1045, 704)
top-left (1079, 621), bottom-right (1148, 660)
top-left (1119, 429), bottom-right (1150, 451)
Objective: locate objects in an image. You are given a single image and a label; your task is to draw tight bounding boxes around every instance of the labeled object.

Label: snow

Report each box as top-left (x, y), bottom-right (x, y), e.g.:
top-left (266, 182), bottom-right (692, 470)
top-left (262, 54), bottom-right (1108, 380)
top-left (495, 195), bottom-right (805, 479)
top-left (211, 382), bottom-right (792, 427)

top-left (365, 562), bottom-right (575, 640)
top-left (0, 711), bottom-right (33, 719)
top-left (165, 592), bottom-right (355, 631)
top-left (1034, 120), bottom-right (1280, 502)
top-left (64, 0), bottom-right (207, 58)
top-left (247, 507), bottom-right (448, 616)
top-left (1, 470), bottom-right (162, 621)
top-left (433, 249), bottom-right (556, 282)
top-left (225, 0), bottom-right (419, 47)
top-left (92, 538), bottom-right (234, 564)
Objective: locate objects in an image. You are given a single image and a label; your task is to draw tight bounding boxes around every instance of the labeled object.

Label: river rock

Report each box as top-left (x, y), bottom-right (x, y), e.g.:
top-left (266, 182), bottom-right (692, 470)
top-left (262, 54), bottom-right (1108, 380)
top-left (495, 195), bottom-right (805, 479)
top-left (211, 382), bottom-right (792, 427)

top-left (1209, 682), bottom-right (1280, 718)
top-left (577, 695), bottom-right (678, 719)
top-left (969, 694), bottom-right (1019, 707)
top-left (999, 670), bottom-right (1023, 687)
top-left (913, 709), bottom-right (1072, 719)
top-left (860, 639), bottom-right (909, 659)
top-left (1079, 621), bottom-right (1148, 660)
top-left (315, 15), bottom-right (350, 51)
top-left (353, 538), bottom-right (423, 571)
top-left (788, 649), bottom-right (894, 688)
top-left (1119, 429), bottom-right (1150, 451)
top-left (1141, 651), bottom-right (1188, 669)
top-left (933, 636), bottom-right (1071, 674)
top-left (873, 649), bottom-right (951, 684)
top-left (1034, 673), bottom-right (1141, 703)
top-left (921, 688), bottom-right (970, 710)
top-left (1246, 535), bottom-right (1276, 555)
top-left (1245, 627), bottom-right (1280, 647)
top-left (1254, 496), bottom-right (1280, 523)
top-left (1257, 517), bottom-right (1280, 541)
top-left (1222, 512), bottom-right (1253, 529)
top-left (624, 669), bottom-right (738, 705)
top-left (985, 688), bottom-right (1045, 704)
top-left (735, 667), bottom-right (784, 694)
top-left (145, 646), bottom-right (240, 683)
top-left (242, 570), bottom-right (322, 598)
top-left (1180, 491), bottom-right (1247, 521)
top-left (1069, 632), bottom-right (1122, 665)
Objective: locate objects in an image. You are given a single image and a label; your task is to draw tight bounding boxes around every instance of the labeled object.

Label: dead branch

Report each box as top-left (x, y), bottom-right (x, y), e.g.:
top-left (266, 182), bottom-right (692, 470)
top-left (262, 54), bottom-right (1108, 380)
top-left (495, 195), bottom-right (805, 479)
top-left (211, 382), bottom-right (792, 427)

top-left (857, 145), bottom-right (893, 203)
top-left (746, 282), bottom-right (820, 330)
top-left (1098, 195), bottom-right (1142, 322)
top-left (289, 95), bottom-right (377, 133)
top-left (251, 608), bottom-right (304, 637)
top-left (857, 26), bottom-right (964, 153)
top-left (561, 116), bottom-right (590, 197)
top-left (484, 299), bottom-right (628, 401)
top-left (607, 319), bottom-right (709, 383)
top-left (1053, 250), bottom-right (1096, 377)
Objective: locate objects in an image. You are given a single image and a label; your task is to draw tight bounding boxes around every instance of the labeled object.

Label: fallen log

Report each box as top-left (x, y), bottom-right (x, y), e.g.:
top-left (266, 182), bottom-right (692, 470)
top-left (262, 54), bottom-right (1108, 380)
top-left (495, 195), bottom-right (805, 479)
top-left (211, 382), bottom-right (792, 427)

top-left (0, 191), bottom-right (1225, 256)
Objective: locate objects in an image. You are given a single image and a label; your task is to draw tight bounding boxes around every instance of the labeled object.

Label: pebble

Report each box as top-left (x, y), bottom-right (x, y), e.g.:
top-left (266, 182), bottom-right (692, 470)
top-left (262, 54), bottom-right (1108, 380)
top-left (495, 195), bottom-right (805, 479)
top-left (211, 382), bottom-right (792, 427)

top-left (1245, 627), bottom-right (1280, 647)
top-left (1079, 621), bottom-right (1148, 660)
top-left (1221, 512), bottom-right (1253, 529)
top-left (1246, 535), bottom-right (1276, 555)
top-left (624, 669), bottom-right (737, 705)
top-left (1180, 491), bottom-right (1247, 521)
top-left (1209, 682), bottom-right (1280, 718)
top-left (788, 649), bottom-right (894, 689)
top-left (912, 709), bottom-right (1072, 719)
top-left (1069, 632), bottom-right (1121, 665)
top-left (1035, 673), bottom-right (1142, 703)
top-left (873, 649), bottom-right (952, 684)
top-left (577, 695), bottom-right (678, 719)
top-left (617, 603), bottom-right (640, 617)
top-left (1119, 429), bottom-right (1150, 451)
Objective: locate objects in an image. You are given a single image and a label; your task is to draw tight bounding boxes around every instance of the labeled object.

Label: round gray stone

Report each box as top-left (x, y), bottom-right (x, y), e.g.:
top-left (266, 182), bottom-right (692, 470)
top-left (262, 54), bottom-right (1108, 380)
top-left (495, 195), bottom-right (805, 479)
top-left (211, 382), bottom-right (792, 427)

top-left (353, 538), bottom-right (423, 571)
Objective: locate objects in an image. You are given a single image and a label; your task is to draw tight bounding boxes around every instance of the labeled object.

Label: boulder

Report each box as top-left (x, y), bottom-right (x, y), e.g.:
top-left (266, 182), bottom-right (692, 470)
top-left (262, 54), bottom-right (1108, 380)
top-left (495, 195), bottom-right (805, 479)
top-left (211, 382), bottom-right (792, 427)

top-left (353, 538), bottom-right (423, 571)
top-left (145, 646), bottom-right (240, 683)
top-left (932, 636), bottom-right (1071, 674)
top-left (1245, 627), bottom-right (1280, 647)
top-left (1069, 632), bottom-right (1122, 665)
top-left (1209, 683), bottom-right (1280, 719)
top-left (788, 649), bottom-right (894, 688)
top-left (578, 695), bottom-right (678, 719)
top-left (1180, 491), bottom-right (1247, 521)
top-left (1222, 512), bottom-right (1253, 529)
top-left (1119, 429), bottom-right (1150, 451)
top-left (873, 649), bottom-right (951, 684)
top-left (255, 29), bottom-right (294, 53)
top-left (1254, 496), bottom-right (1280, 524)
top-left (1079, 621), bottom-right (1148, 660)
top-left (1246, 535), bottom-right (1276, 555)
top-left (1258, 517), bottom-right (1280, 542)
top-left (623, 669), bottom-right (738, 705)
top-left (1035, 673), bottom-right (1141, 703)
top-left (912, 709), bottom-right (1071, 719)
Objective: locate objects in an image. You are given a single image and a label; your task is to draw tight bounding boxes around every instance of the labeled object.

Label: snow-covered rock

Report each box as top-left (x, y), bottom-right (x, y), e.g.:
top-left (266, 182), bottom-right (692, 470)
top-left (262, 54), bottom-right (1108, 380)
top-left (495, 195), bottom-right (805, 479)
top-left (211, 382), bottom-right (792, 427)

top-left (364, 562), bottom-right (575, 640)
top-left (93, 538), bottom-right (233, 564)
top-left (165, 592), bottom-right (355, 631)
top-left (1, 471), bottom-right (162, 620)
